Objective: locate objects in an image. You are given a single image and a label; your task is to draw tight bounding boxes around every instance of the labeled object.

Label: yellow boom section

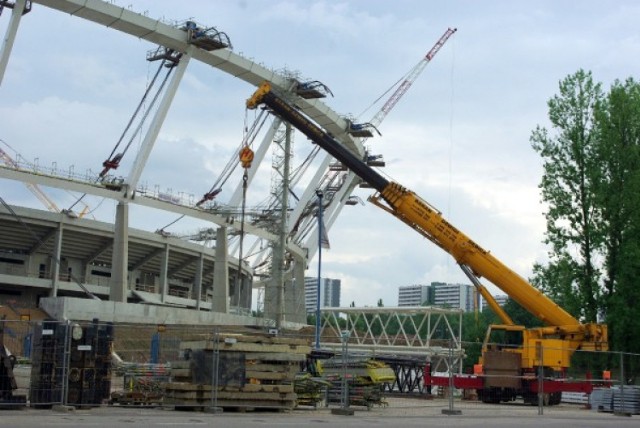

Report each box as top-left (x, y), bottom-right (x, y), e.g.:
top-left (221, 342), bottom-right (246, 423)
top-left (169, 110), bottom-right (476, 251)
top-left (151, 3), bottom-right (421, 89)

top-left (379, 182), bottom-right (579, 327)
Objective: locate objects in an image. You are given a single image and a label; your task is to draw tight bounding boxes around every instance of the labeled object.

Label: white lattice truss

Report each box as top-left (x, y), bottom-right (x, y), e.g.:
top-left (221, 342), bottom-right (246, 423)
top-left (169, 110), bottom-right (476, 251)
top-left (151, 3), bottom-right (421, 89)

top-left (319, 306), bottom-right (465, 371)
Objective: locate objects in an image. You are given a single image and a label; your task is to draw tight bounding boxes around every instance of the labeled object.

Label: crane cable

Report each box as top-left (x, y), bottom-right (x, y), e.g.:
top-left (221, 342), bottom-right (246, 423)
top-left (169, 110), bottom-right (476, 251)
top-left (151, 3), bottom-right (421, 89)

top-left (106, 58), bottom-right (168, 164)
top-left (99, 58), bottom-right (175, 179)
top-left (355, 72), bottom-right (406, 122)
top-left (234, 126), bottom-right (255, 307)
top-left (67, 57), bottom-right (175, 215)
top-left (196, 109), bottom-right (267, 207)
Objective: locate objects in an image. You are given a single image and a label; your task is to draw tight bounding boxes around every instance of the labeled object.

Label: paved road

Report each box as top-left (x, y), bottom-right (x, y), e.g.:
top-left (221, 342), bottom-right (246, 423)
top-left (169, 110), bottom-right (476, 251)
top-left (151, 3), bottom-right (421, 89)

top-left (0, 398), bottom-right (635, 427)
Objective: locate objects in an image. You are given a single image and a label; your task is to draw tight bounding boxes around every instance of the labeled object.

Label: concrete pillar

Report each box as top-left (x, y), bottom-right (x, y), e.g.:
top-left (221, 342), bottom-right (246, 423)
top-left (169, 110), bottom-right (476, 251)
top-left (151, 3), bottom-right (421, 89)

top-left (212, 226), bottom-right (229, 313)
top-left (242, 270), bottom-right (252, 312)
top-left (194, 251), bottom-right (204, 310)
top-left (50, 221), bottom-right (64, 297)
top-left (110, 202), bottom-right (129, 302)
top-left (263, 261), bottom-right (279, 323)
top-left (285, 255), bottom-right (307, 324)
top-left (83, 261), bottom-right (90, 284)
top-left (159, 243), bottom-right (169, 303)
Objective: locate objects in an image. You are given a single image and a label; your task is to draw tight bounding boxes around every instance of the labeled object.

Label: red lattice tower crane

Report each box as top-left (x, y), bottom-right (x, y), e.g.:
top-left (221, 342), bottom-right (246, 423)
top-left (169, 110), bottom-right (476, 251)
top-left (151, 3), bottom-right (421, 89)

top-left (369, 27), bottom-right (456, 129)
top-left (0, 146), bottom-right (60, 213)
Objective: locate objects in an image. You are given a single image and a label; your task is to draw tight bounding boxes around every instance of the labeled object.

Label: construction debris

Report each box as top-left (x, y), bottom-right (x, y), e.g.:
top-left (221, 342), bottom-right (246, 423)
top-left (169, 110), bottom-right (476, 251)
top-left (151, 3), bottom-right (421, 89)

top-left (110, 362), bottom-right (169, 406)
top-left (293, 373), bottom-right (331, 408)
top-left (320, 357), bottom-right (394, 409)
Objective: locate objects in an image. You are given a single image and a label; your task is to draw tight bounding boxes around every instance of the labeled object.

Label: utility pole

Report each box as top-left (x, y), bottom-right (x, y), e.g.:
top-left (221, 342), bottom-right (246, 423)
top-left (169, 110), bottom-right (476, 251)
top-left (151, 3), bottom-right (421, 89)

top-left (314, 189), bottom-right (323, 350)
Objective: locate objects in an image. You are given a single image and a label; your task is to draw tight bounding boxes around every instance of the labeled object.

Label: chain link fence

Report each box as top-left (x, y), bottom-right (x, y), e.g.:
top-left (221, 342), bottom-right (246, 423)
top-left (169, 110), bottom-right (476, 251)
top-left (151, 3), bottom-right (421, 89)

top-left (0, 318), bottom-right (638, 416)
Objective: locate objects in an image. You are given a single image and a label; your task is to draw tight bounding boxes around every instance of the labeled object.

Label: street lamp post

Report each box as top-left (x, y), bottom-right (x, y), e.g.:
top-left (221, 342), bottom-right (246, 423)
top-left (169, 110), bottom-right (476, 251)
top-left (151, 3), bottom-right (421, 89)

top-left (315, 189), bottom-right (323, 350)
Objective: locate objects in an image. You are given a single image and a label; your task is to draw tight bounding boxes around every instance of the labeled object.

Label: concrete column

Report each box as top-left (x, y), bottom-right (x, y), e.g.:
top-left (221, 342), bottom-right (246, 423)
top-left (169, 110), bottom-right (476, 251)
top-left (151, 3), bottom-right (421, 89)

top-left (285, 254), bottom-right (307, 324)
top-left (194, 251), bottom-right (204, 310)
top-left (159, 243), bottom-right (169, 303)
top-left (212, 227), bottom-right (229, 313)
top-left (83, 261), bottom-right (90, 284)
top-left (50, 221), bottom-right (64, 297)
top-left (110, 202), bottom-right (129, 302)
top-left (242, 270), bottom-right (252, 312)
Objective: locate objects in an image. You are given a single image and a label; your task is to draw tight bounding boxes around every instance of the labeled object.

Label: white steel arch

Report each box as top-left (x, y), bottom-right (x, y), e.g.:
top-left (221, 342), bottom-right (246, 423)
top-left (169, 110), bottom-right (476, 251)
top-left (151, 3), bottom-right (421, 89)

top-left (1, 0), bottom-right (369, 243)
top-left (0, 0), bottom-right (372, 321)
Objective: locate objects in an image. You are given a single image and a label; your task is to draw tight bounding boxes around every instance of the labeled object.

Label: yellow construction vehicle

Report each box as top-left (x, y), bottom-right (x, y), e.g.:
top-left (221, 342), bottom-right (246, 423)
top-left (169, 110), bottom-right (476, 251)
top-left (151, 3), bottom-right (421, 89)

top-left (246, 82), bottom-right (608, 405)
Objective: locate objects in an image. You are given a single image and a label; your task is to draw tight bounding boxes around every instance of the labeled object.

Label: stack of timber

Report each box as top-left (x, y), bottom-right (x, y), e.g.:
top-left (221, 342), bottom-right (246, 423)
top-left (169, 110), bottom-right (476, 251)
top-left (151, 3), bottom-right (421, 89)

top-left (164, 332), bottom-right (311, 410)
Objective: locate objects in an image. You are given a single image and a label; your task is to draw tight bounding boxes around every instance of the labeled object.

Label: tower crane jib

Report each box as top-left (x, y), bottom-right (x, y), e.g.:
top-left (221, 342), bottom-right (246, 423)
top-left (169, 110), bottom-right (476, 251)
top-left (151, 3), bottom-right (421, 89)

top-left (370, 27), bottom-right (456, 128)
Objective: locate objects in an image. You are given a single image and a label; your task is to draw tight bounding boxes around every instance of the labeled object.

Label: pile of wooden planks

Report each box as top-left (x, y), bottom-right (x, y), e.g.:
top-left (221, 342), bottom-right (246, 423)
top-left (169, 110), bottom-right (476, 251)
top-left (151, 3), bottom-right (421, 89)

top-left (163, 332), bottom-right (311, 411)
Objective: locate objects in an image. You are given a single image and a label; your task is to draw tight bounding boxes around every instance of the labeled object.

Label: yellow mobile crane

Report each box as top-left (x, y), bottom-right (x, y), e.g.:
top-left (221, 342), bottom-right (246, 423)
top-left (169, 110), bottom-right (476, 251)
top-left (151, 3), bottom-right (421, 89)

top-left (247, 82), bottom-right (608, 405)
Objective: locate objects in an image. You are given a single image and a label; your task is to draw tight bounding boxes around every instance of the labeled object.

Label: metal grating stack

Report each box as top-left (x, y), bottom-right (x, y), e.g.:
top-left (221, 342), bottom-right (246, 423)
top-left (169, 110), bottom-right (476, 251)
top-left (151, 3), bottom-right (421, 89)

top-left (591, 386), bottom-right (640, 414)
top-left (66, 320), bottom-right (114, 407)
top-left (29, 321), bottom-right (66, 407)
top-left (613, 386), bottom-right (640, 414)
top-left (30, 319), bottom-right (114, 408)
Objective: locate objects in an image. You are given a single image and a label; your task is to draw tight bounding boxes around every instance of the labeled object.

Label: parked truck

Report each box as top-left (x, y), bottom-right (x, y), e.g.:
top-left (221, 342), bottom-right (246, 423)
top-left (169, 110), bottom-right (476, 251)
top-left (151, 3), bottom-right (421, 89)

top-left (246, 81), bottom-right (608, 405)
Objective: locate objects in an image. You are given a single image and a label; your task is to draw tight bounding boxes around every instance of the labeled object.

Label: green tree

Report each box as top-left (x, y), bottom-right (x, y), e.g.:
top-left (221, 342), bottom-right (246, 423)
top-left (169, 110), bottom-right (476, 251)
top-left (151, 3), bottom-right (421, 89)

top-left (530, 253), bottom-right (582, 317)
top-left (592, 78), bottom-right (640, 353)
top-left (530, 69), bottom-right (605, 322)
top-left (531, 71), bottom-right (640, 360)
top-left (501, 298), bottom-right (543, 328)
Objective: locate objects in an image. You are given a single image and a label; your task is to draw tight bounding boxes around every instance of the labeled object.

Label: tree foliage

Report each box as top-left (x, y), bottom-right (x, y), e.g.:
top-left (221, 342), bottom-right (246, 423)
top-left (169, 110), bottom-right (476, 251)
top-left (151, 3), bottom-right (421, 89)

top-left (530, 69), bottom-right (604, 323)
top-left (592, 78), bottom-right (640, 353)
top-left (531, 71), bottom-right (640, 353)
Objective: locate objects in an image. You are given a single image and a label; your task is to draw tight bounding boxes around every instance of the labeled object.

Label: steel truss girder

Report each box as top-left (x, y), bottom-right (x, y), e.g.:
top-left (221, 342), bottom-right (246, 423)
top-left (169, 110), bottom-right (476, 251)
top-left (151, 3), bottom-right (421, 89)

top-left (319, 306), bottom-right (464, 358)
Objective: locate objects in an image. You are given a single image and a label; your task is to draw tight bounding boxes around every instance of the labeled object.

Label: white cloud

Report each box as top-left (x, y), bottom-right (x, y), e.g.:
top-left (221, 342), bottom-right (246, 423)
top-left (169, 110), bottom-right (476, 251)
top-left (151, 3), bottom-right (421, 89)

top-left (1, 0), bottom-right (636, 311)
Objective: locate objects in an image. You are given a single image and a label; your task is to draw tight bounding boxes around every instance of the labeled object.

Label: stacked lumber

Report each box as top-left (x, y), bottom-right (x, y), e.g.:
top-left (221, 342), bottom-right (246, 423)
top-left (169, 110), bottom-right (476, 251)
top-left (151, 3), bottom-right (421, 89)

top-left (163, 333), bottom-right (311, 410)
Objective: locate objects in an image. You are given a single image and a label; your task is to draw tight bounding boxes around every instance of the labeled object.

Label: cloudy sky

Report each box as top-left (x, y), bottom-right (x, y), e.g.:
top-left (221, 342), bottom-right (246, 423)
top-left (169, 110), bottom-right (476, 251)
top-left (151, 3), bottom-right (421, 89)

top-left (1, 1), bottom-right (638, 309)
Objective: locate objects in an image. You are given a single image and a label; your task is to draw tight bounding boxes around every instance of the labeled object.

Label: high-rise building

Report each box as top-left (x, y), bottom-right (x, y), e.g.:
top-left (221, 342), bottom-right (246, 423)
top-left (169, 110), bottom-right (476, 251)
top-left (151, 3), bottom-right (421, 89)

top-left (397, 282), bottom-right (479, 312)
top-left (397, 284), bottom-right (434, 307)
top-left (304, 277), bottom-right (341, 313)
top-left (431, 281), bottom-right (476, 312)
top-left (482, 294), bottom-right (509, 310)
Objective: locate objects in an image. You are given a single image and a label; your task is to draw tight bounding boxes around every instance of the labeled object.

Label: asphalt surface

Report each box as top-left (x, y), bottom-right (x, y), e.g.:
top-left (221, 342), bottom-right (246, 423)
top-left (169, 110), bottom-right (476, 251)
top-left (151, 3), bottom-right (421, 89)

top-left (0, 398), bottom-right (636, 428)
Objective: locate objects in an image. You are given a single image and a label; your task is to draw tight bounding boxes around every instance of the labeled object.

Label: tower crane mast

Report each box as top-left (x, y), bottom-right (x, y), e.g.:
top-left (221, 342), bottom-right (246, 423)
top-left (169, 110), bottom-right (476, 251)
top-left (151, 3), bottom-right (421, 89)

top-left (369, 27), bottom-right (456, 128)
